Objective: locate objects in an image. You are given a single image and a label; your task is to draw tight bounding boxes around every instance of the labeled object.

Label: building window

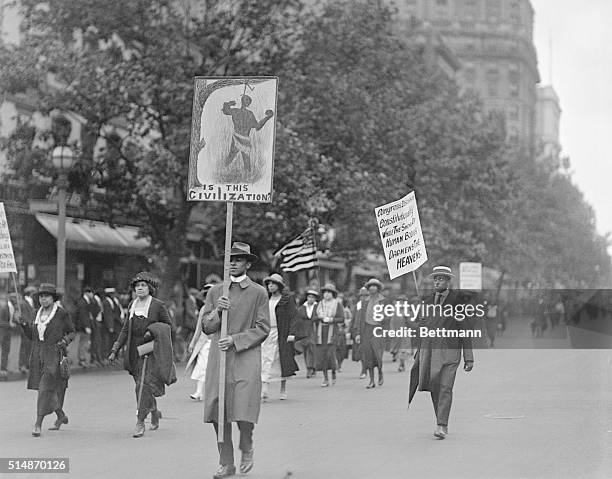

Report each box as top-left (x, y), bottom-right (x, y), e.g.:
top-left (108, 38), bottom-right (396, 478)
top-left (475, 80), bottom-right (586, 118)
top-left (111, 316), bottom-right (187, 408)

top-left (486, 68), bottom-right (500, 97)
top-left (464, 67), bottom-right (477, 85)
top-left (508, 70), bottom-right (520, 97)
top-left (485, 0), bottom-right (502, 19)
top-left (464, 0), bottom-right (480, 18)
top-left (508, 105), bottom-right (519, 121)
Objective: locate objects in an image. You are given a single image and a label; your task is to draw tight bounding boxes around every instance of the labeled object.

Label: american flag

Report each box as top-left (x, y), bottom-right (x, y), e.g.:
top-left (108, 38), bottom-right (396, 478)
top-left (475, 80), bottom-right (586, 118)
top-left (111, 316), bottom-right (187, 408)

top-left (274, 227), bottom-right (318, 272)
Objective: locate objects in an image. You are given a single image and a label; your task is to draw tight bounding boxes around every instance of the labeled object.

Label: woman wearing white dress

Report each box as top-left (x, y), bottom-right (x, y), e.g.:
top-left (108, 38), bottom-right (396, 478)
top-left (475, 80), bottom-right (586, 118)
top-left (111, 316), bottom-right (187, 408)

top-left (185, 283), bottom-right (214, 400)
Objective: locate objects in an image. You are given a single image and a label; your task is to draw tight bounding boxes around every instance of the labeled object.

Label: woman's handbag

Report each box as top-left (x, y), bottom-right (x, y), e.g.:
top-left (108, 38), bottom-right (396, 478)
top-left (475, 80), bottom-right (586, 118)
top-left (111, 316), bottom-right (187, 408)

top-left (59, 353), bottom-right (70, 380)
top-left (137, 341), bottom-right (155, 357)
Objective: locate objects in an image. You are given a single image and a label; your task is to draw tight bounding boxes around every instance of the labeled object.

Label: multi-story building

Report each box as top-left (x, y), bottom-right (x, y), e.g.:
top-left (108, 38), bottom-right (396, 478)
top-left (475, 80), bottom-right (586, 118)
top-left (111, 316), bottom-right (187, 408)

top-left (394, 0), bottom-right (540, 147)
top-left (535, 84), bottom-right (561, 160)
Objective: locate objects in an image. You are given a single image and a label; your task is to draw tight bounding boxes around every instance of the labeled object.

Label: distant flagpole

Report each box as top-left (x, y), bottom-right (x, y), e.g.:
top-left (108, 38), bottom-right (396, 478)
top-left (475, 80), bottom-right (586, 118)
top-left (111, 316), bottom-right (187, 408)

top-left (310, 217), bottom-right (321, 290)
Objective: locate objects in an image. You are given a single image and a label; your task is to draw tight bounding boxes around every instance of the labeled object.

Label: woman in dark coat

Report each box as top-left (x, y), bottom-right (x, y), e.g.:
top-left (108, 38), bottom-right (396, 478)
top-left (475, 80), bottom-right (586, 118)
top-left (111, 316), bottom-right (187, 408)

top-left (294, 289), bottom-right (319, 378)
top-left (20, 283), bottom-right (75, 437)
top-left (314, 283), bottom-right (345, 387)
top-left (108, 272), bottom-right (175, 438)
top-left (356, 278), bottom-right (387, 389)
top-left (261, 274), bottom-right (298, 400)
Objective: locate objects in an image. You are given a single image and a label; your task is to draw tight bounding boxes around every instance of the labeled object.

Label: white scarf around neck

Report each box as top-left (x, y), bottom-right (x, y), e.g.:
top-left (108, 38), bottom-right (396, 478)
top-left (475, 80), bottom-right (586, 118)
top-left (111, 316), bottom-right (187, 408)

top-left (34, 303), bottom-right (59, 341)
top-left (130, 295), bottom-right (152, 319)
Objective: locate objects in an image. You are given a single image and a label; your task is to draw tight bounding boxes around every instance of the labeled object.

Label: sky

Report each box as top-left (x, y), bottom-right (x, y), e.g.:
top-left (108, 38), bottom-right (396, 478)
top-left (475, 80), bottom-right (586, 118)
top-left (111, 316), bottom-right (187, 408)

top-left (532, 0), bottom-right (612, 246)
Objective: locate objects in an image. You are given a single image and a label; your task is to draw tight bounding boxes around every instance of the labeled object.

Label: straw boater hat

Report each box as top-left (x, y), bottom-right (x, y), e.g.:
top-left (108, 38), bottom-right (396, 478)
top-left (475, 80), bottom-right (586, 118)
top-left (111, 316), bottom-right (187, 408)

top-left (305, 289), bottom-right (320, 299)
top-left (429, 265), bottom-right (455, 278)
top-left (24, 285), bottom-right (37, 295)
top-left (38, 283), bottom-right (59, 300)
top-left (130, 271), bottom-right (160, 290)
top-left (365, 278), bottom-right (384, 290)
top-left (321, 283), bottom-right (338, 297)
top-left (225, 241), bottom-right (259, 263)
top-left (263, 273), bottom-right (285, 290)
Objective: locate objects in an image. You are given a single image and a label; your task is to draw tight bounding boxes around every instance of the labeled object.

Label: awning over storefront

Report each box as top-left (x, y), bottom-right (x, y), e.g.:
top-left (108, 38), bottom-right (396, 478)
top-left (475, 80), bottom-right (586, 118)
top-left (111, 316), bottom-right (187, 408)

top-left (36, 213), bottom-right (150, 256)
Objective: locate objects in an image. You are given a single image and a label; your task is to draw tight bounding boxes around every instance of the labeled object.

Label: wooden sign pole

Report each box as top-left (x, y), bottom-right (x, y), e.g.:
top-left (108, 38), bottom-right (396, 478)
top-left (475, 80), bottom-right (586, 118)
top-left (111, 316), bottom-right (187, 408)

top-left (218, 201), bottom-right (234, 443)
top-left (412, 271), bottom-right (420, 296)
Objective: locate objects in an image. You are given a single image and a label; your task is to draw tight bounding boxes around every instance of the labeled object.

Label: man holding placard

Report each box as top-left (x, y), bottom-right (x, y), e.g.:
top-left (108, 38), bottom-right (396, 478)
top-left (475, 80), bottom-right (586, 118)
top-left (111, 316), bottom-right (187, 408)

top-left (201, 242), bottom-right (270, 478)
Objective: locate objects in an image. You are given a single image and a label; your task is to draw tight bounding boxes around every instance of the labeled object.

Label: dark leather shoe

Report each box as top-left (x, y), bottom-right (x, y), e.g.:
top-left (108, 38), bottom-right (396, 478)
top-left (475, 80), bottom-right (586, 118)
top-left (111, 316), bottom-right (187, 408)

top-left (366, 381), bottom-right (375, 389)
top-left (378, 373), bottom-right (384, 386)
top-left (150, 410), bottom-right (160, 430)
top-left (213, 464), bottom-right (236, 478)
top-left (434, 425), bottom-right (447, 439)
top-left (240, 448), bottom-right (254, 474)
top-left (49, 414), bottom-right (68, 430)
top-left (133, 421), bottom-right (145, 438)
top-left (32, 425), bottom-right (41, 437)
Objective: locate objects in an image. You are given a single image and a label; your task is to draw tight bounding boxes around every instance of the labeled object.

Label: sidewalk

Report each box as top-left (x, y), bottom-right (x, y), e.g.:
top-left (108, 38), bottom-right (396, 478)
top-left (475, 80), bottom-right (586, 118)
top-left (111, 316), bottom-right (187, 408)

top-left (0, 330), bottom-right (124, 382)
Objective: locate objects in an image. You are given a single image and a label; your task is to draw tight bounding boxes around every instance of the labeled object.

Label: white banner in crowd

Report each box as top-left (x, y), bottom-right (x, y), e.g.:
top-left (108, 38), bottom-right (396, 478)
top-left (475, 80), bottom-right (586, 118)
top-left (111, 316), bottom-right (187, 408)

top-left (0, 203), bottom-right (17, 274)
top-left (375, 191), bottom-right (427, 280)
top-left (459, 262), bottom-right (482, 290)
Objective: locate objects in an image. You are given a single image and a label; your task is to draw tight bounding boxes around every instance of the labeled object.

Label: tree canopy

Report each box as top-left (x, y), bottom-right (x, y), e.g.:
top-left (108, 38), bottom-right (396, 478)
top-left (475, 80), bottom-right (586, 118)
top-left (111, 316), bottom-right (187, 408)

top-left (1, 0), bottom-right (608, 293)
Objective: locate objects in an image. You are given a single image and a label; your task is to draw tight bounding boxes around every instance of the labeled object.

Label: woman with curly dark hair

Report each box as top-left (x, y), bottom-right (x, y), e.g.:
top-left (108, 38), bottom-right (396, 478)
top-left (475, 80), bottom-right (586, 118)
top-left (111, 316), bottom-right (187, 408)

top-left (108, 272), bottom-right (175, 438)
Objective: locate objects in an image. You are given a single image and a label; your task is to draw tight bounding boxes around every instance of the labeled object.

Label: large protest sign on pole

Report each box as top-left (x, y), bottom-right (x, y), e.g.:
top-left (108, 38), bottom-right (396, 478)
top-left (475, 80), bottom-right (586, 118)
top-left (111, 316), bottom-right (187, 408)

top-left (187, 77), bottom-right (278, 202)
top-left (187, 77), bottom-right (277, 442)
top-left (375, 192), bottom-right (428, 281)
top-left (459, 262), bottom-right (482, 290)
top-left (0, 203), bottom-right (17, 274)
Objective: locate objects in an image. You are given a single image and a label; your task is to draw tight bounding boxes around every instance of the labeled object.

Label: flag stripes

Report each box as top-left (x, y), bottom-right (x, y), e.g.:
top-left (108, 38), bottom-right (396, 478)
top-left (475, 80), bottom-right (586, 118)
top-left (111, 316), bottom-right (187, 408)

top-left (274, 227), bottom-right (318, 272)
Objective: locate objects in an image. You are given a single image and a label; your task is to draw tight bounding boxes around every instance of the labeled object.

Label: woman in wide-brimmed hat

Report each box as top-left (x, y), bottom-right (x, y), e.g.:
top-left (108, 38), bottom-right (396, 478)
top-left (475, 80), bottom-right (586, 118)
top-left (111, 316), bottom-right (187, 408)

top-left (108, 272), bottom-right (176, 438)
top-left (18, 283), bottom-right (75, 437)
top-left (260, 273), bottom-right (299, 400)
top-left (294, 289), bottom-right (319, 378)
top-left (314, 283), bottom-right (345, 387)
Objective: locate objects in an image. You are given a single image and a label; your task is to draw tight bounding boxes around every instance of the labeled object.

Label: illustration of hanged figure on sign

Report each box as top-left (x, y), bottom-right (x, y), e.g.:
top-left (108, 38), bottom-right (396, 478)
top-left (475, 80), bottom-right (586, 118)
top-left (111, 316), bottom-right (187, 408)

top-left (190, 77), bottom-right (278, 191)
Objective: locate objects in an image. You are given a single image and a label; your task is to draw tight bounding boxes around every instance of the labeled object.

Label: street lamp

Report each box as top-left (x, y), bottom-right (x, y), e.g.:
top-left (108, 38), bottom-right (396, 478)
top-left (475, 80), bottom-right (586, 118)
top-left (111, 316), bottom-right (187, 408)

top-left (51, 145), bottom-right (74, 296)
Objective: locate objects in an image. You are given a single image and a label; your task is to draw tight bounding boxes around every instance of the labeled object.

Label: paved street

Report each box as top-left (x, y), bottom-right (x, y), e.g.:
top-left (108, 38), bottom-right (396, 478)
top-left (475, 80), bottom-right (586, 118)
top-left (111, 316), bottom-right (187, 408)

top-left (1, 339), bottom-right (611, 479)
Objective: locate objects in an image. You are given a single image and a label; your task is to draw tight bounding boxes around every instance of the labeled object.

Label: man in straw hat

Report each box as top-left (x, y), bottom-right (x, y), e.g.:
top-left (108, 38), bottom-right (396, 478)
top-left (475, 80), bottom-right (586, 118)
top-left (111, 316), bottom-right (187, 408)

top-left (408, 265), bottom-right (474, 440)
top-left (355, 278), bottom-right (387, 389)
top-left (201, 242), bottom-right (270, 478)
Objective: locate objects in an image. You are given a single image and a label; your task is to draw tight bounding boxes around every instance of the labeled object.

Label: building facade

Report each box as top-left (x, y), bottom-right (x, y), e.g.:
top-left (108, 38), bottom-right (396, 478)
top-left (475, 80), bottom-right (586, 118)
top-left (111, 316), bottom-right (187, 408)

top-left (394, 0), bottom-right (540, 146)
top-left (535, 84), bottom-right (561, 160)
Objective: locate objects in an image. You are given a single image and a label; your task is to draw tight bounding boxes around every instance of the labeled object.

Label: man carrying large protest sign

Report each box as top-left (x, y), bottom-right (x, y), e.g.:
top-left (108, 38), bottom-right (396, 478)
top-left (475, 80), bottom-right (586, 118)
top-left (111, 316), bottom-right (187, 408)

top-left (201, 242), bottom-right (270, 478)
top-left (188, 77), bottom-right (278, 478)
top-left (408, 265), bottom-right (474, 440)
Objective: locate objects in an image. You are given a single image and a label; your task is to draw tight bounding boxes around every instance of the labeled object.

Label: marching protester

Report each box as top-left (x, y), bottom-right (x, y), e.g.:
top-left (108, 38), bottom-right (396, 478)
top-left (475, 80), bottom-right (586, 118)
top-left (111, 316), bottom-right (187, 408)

top-left (90, 291), bottom-right (104, 366)
top-left (0, 295), bottom-right (14, 378)
top-left (356, 278), bottom-right (386, 389)
top-left (108, 272), bottom-right (176, 438)
top-left (102, 287), bottom-right (121, 355)
top-left (201, 242), bottom-right (270, 478)
top-left (74, 286), bottom-right (95, 368)
top-left (261, 273), bottom-right (298, 401)
top-left (294, 289), bottom-right (319, 378)
top-left (408, 266), bottom-right (474, 440)
top-left (314, 283), bottom-right (344, 387)
top-left (185, 283), bottom-right (215, 401)
top-left (19, 284), bottom-right (75, 436)
top-left (335, 295), bottom-right (352, 372)
top-left (350, 287), bottom-right (369, 379)
top-left (18, 286), bottom-right (37, 374)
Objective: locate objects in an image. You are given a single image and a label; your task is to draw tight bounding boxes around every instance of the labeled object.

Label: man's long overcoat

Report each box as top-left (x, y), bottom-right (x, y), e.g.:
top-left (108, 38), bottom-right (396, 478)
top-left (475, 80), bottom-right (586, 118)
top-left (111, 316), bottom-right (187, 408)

top-left (202, 277), bottom-right (270, 423)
